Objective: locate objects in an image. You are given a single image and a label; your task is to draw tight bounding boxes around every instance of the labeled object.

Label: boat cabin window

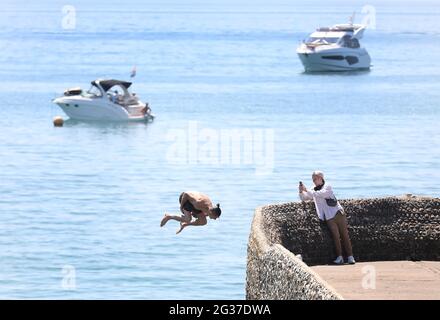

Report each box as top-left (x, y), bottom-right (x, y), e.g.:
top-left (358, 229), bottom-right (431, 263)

top-left (306, 37), bottom-right (339, 45)
top-left (86, 85), bottom-right (103, 97)
top-left (351, 38), bottom-right (360, 48)
top-left (340, 35), bottom-right (360, 48)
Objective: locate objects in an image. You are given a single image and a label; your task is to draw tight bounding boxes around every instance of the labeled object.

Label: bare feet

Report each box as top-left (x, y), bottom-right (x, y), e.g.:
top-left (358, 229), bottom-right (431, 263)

top-left (160, 213), bottom-right (171, 227)
top-left (176, 226), bottom-right (184, 234)
top-left (176, 222), bottom-right (188, 234)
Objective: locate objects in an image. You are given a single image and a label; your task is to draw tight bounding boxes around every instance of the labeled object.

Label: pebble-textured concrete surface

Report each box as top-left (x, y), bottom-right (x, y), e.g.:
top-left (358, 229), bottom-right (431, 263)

top-left (311, 261), bottom-right (440, 300)
top-left (246, 206), bottom-right (342, 300)
top-left (246, 196), bottom-right (440, 300)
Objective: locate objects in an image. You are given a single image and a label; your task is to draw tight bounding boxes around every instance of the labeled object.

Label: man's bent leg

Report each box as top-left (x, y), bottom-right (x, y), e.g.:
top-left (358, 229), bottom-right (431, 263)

top-left (160, 210), bottom-right (191, 227)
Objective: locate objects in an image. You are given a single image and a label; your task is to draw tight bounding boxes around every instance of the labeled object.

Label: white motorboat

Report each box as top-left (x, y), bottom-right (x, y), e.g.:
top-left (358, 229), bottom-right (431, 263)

top-left (297, 23), bottom-right (371, 72)
top-left (53, 79), bottom-right (154, 121)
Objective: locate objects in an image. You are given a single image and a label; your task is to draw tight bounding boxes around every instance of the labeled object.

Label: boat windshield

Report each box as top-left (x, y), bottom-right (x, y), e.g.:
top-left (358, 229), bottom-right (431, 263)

top-left (306, 37), bottom-right (340, 45)
top-left (85, 85), bottom-right (102, 97)
top-left (108, 84), bottom-right (129, 96)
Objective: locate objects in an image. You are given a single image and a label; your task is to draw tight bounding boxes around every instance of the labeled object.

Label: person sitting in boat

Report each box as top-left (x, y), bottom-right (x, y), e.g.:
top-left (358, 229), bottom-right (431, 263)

top-left (141, 103), bottom-right (151, 115)
top-left (160, 191), bottom-right (221, 234)
top-left (111, 90), bottom-right (119, 104)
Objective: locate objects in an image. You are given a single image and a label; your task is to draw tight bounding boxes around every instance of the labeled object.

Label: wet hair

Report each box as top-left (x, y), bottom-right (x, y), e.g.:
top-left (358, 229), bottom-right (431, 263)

top-left (211, 203), bottom-right (221, 217)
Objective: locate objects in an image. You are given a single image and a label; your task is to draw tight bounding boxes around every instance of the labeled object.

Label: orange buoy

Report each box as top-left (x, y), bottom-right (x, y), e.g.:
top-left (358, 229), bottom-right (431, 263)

top-left (53, 116), bottom-right (64, 127)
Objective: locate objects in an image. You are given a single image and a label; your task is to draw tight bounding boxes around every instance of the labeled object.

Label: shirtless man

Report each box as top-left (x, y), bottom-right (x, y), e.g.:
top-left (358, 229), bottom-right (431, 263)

top-left (160, 191), bottom-right (221, 234)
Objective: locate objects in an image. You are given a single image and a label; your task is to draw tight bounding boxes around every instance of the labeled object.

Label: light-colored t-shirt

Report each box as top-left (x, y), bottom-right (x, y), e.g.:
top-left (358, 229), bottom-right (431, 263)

top-left (299, 184), bottom-right (343, 221)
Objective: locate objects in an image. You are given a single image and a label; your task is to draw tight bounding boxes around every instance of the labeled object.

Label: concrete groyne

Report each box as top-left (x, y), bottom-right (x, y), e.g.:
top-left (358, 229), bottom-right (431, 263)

top-left (246, 196), bottom-right (440, 299)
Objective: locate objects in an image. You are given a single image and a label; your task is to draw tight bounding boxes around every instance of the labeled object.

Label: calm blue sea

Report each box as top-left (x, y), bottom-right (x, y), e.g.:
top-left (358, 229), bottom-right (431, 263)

top-left (0, 0), bottom-right (439, 299)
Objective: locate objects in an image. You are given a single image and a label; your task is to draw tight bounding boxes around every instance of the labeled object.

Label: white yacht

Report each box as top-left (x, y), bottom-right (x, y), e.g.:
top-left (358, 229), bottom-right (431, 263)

top-left (297, 23), bottom-right (371, 72)
top-left (53, 79), bottom-right (154, 121)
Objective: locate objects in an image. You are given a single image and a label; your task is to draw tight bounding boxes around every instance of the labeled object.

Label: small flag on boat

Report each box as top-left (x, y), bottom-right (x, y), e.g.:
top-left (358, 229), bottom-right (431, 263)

top-left (130, 66), bottom-right (137, 78)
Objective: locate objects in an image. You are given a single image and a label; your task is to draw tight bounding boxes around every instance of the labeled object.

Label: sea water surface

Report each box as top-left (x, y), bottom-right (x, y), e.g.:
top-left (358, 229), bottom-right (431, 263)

top-left (0, 0), bottom-right (440, 299)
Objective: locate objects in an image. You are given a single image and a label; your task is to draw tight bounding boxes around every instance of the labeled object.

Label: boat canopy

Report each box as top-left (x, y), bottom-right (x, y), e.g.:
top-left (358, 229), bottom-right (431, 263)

top-left (92, 79), bottom-right (132, 92)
